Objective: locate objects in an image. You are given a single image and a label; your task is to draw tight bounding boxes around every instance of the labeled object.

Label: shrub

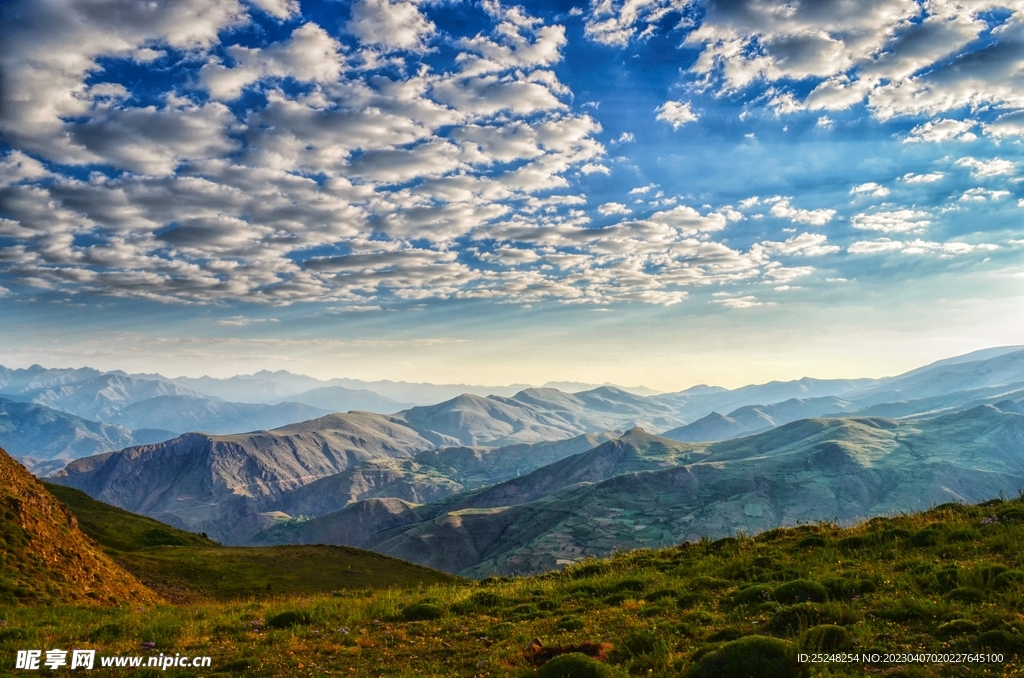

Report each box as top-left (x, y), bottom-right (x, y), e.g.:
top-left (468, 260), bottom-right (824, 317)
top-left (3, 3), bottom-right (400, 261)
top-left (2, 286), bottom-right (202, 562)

top-left (536, 653), bottom-right (613, 678)
top-left (799, 625), bottom-right (848, 653)
top-left (796, 534), bottom-right (826, 548)
top-left (644, 588), bottom-right (678, 602)
top-left (936, 620), bottom-right (979, 638)
top-left (838, 535), bottom-right (867, 551)
top-left (910, 528), bottom-right (941, 547)
top-left (821, 577), bottom-right (875, 599)
top-left (610, 578), bottom-right (646, 593)
top-left (774, 580), bottom-right (829, 605)
top-left (613, 629), bottom-right (668, 660)
top-left (731, 584), bottom-right (774, 606)
top-left (685, 635), bottom-right (806, 678)
top-left (769, 604), bottom-right (847, 636)
top-left (977, 564), bottom-right (1009, 586)
top-left (992, 571), bottom-right (1024, 590)
top-left (401, 603), bottom-right (443, 621)
top-left (556, 616), bottom-right (585, 632)
top-left (266, 611), bottom-right (309, 629)
top-left (945, 528), bottom-right (981, 543)
top-left (946, 587), bottom-right (985, 604)
top-left (706, 627), bottom-right (744, 642)
top-left (977, 629), bottom-right (1023, 655)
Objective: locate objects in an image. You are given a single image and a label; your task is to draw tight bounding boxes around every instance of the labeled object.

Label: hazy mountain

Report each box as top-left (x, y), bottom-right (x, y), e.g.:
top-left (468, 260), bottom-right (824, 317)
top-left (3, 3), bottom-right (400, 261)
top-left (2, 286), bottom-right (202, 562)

top-left (400, 387), bottom-right (683, 447)
top-left (0, 446), bottom-right (156, 605)
top-left (0, 364), bottom-right (106, 395)
top-left (0, 397), bottom-right (173, 474)
top-left (541, 381), bottom-right (663, 396)
top-left (652, 377), bottom-right (875, 422)
top-left (354, 403), bottom-right (1024, 576)
top-left (104, 395), bottom-right (332, 434)
top-left (12, 373), bottom-right (208, 421)
top-left (261, 432), bottom-right (619, 520)
top-left (274, 385), bottom-right (412, 414)
top-left (661, 396), bottom-right (857, 442)
top-left (51, 412), bottom-right (446, 542)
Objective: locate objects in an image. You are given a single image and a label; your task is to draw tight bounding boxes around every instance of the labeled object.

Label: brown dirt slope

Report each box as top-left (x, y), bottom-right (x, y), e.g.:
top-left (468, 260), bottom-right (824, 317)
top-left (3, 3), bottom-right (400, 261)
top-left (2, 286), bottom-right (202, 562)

top-left (0, 447), bottom-right (157, 606)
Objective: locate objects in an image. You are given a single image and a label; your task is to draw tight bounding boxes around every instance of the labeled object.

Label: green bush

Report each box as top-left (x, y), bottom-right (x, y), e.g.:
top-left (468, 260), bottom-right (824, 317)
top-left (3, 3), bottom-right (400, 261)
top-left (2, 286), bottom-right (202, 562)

top-left (266, 611), bottom-right (309, 629)
top-left (936, 619), bottom-right (979, 638)
top-left (946, 587), bottom-right (985, 604)
top-left (731, 584), bottom-right (774, 606)
top-left (613, 629), bottom-right (668, 660)
top-left (769, 604), bottom-right (843, 636)
top-left (992, 571), bottom-right (1024, 590)
top-left (773, 580), bottom-right (829, 605)
top-left (610, 578), bottom-right (646, 593)
top-left (401, 603), bottom-right (443, 621)
top-left (536, 653), bottom-right (613, 678)
top-left (977, 629), bottom-right (1023, 655)
top-left (821, 577), bottom-right (874, 599)
top-left (796, 534), bottom-right (826, 548)
top-left (685, 635), bottom-right (806, 678)
top-left (556, 616), bottom-right (585, 632)
top-left (799, 625), bottom-right (848, 653)
top-left (910, 528), bottom-right (941, 547)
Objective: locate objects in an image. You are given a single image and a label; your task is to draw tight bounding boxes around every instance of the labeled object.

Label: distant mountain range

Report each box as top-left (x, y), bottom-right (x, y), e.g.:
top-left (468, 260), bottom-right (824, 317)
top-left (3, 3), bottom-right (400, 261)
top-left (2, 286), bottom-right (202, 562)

top-left (28, 345), bottom-right (1024, 577)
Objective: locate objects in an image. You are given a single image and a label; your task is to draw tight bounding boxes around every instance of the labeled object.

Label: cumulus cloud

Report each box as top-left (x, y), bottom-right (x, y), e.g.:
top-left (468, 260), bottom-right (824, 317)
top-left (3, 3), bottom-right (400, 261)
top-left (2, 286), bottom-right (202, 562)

top-left (766, 197), bottom-right (836, 226)
top-left (851, 210), bottom-right (931, 233)
top-left (584, 0), bottom-right (688, 47)
top-left (760, 232), bottom-right (840, 257)
top-left (714, 295), bottom-right (768, 309)
top-left (247, 0), bottom-right (299, 20)
top-left (598, 202), bottom-right (632, 216)
top-left (849, 238), bottom-right (999, 257)
top-left (903, 118), bottom-right (978, 143)
top-left (655, 101), bottom-right (699, 129)
top-left (960, 188), bottom-right (1011, 202)
top-left (200, 23), bottom-right (345, 100)
top-left (850, 182), bottom-right (890, 198)
top-left (346, 0), bottom-right (436, 52)
top-left (903, 172), bottom-right (945, 184)
top-left (955, 157), bottom-right (1017, 178)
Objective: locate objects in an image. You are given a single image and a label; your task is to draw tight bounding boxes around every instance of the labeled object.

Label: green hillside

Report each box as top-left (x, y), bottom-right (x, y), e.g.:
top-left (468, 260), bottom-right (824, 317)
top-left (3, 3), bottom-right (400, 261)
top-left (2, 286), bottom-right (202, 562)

top-left (40, 482), bottom-right (458, 604)
top-left (3, 493), bottom-right (1024, 676)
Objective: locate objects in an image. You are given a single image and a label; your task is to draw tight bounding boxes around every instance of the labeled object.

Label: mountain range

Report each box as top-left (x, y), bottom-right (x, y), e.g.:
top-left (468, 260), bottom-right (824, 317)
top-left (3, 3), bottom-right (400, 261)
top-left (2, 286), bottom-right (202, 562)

top-left (44, 347), bottom-right (1024, 576)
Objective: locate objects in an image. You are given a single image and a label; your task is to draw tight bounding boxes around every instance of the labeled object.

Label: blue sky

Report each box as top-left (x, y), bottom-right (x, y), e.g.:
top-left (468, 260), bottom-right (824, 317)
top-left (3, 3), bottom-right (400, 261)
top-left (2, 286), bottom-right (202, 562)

top-left (1, 0), bottom-right (1023, 389)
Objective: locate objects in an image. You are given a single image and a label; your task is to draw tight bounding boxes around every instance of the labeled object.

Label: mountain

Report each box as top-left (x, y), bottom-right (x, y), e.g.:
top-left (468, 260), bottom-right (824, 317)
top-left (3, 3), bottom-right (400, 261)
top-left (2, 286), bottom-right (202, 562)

top-left (400, 387), bottom-right (683, 447)
top-left (0, 447), bottom-right (156, 605)
top-left (51, 412), bottom-right (446, 543)
top-left (274, 385), bottom-right (412, 413)
top-left (0, 397), bottom-right (173, 474)
top-left (259, 432), bottom-right (619, 523)
top-left (104, 395), bottom-right (331, 434)
top-left (661, 396), bottom-right (857, 442)
top-left (12, 373), bottom-right (208, 421)
top-left (542, 381), bottom-right (663, 396)
top-left (315, 403), bottom-right (1024, 576)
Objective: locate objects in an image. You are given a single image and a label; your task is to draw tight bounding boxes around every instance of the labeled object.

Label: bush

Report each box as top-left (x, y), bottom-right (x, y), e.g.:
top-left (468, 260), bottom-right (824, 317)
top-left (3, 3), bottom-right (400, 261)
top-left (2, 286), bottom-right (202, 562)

top-left (796, 534), bottom-right (826, 548)
top-left (731, 584), bottom-right (774, 606)
top-left (644, 588), bottom-right (678, 602)
top-left (992, 571), bottom-right (1024, 590)
top-left (266, 611), bottom-right (309, 629)
top-left (769, 604), bottom-right (845, 636)
top-left (977, 629), bottom-right (1023, 655)
top-left (911, 528), bottom-right (941, 547)
top-left (946, 587), bottom-right (985, 604)
top-left (556, 616), bottom-right (585, 632)
top-left (774, 580), bottom-right (829, 605)
top-left (685, 635), bottom-right (807, 678)
top-left (799, 625), bottom-right (848, 653)
top-left (536, 653), bottom-right (613, 678)
top-left (838, 535), bottom-right (867, 552)
top-left (936, 619), bottom-right (979, 638)
top-left (613, 629), bottom-right (668, 660)
top-left (610, 578), bottom-right (646, 593)
top-left (821, 577), bottom-right (874, 599)
top-left (401, 603), bottom-right (443, 621)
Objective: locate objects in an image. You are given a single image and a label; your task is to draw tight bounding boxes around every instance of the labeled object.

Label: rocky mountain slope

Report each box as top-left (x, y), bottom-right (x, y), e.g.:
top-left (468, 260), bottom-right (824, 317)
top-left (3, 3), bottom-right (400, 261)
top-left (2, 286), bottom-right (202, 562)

top-left (0, 447), bottom-right (156, 605)
top-left (285, 402), bottom-right (1024, 576)
top-left (662, 396), bottom-right (856, 442)
top-left (52, 412), bottom-right (445, 543)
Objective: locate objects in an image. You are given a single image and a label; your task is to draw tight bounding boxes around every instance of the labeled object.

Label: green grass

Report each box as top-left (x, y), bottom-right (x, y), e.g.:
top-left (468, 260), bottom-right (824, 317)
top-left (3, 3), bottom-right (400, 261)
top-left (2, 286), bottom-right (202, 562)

top-left (42, 483), bottom-right (220, 552)
top-left (40, 482), bottom-right (458, 603)
top-left (4, 496), bottom-right (1024, 676)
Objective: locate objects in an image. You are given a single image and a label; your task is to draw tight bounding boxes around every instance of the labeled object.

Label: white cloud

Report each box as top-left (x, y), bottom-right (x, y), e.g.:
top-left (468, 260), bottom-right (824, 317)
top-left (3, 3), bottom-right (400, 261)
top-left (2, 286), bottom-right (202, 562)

top-left (346, 0), bottom-right (436, 52)
top-left (766, 197), bottom-right (836, 226)
top-left (616, 132), bottom-right (635, 143)
top-left (580, 163), bottom-right (611, 175)
top-left (955, 156), bottom-right (1016, 179)
top-left (714, 295), bottom-right (768, 309)
top-left (849, 238), bottom-right (999, 257)
top-left (850, 182), bottom-right (890, 198)
top-left (738, 196), bottom-right (759, 209)
top-left (200, 23), bottom-right (345, 100)
top-left (598, 202), bottom-right (632, 216)
top-left (584, 0), bottom-right (688, 47)
top-left (760, 232), bottom-right (840, 257)
top-left (629, 184), bottom-right (655, 195)
top-left (247, 0), bottom-right (299, 20)
top-left (816, 116), bottom-right (833, 129)
top-left (655, 101), bottom-right (699, 129)
top-left (903, 118), bottom-right (978, 143)
top-left (850, 209), bottom-right (931, 233)
top-left (903, 172), bottom-right (945, 184)
top-left (960, 188), bottom-right (1011, 202)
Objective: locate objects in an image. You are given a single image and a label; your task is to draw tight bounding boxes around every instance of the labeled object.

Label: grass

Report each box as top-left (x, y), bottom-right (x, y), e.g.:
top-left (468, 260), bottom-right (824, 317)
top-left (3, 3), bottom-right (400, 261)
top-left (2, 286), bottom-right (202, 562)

top-left (4, 495), bottom-right (1024, 676)
top-left (39, 482), bottom-right (459, 604)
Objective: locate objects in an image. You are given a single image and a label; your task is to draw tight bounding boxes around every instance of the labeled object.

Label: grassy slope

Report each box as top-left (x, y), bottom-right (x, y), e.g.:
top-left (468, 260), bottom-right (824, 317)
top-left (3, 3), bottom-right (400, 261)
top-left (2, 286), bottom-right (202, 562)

top-left (41, 482), bottom-right (457, 604)
top-left (3, 496), bottom-right (1024, 676)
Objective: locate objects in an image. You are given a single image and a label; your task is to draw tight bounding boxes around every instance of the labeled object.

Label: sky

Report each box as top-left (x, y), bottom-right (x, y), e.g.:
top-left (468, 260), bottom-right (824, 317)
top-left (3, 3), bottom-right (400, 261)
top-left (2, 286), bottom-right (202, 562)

top-left (1, 0), bottom-right (1023, 390)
